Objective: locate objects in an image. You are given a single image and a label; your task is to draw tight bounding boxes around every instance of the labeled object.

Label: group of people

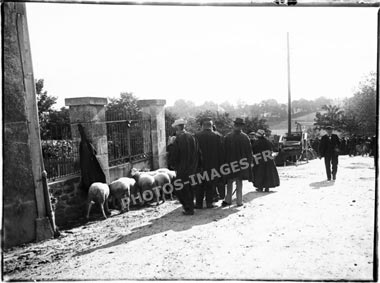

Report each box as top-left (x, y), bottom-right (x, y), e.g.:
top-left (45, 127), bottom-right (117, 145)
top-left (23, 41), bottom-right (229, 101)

top-left (166, 117), bottom-right (280, 216)
top-left (311, 133), bottom-right (376, 157)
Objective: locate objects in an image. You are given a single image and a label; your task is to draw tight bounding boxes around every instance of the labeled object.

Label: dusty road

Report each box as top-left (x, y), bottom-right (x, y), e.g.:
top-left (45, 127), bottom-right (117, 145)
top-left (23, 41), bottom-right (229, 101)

top-left (3, 155), bottom-right (376, 281)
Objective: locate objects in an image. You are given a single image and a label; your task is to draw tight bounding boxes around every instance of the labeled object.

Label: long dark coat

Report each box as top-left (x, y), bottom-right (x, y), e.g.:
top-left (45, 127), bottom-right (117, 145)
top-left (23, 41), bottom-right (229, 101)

top-left (224, 130), bottom-right (253, 181)
top-left (319, 134), bottom-right (340, 158)
top-left (168, 130), bottom-right (201, 180)
top-left (251, 137), bottom-right (280, 189)
top-left (78, 124), bottom-right (106, 192)
top-left (195, 129), bottom-right (224, 182)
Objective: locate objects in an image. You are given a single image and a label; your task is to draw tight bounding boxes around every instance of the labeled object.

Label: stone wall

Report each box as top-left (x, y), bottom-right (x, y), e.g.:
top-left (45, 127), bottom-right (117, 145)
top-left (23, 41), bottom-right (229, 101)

top-left (48, 175), bottom-right (85, 228)
top-left (109, 159), bottom-right (151, 182)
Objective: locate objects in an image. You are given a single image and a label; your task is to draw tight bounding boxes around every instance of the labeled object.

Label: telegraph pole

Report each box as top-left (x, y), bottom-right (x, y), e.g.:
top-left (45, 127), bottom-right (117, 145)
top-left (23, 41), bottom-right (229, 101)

top-left (287, 32), bottom-right (292, 136)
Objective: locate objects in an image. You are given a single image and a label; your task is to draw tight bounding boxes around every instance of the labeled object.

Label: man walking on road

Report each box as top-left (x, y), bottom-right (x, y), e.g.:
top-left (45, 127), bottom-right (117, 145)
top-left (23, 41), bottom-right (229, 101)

top-left (167, 118), bottom-right (201, 215)
top-left (195, 118), bottom-right (224, 209)
top-left (222, 118), bottom-right (253, 207)
top-left (319, 125), bottom-right (341, 181)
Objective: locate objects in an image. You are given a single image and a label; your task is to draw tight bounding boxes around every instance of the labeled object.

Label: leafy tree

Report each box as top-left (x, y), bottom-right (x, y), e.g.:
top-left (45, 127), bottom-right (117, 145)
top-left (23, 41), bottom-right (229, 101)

top-left (167, 99), bottom-right (196, 118)
top-left (35, 79), bottom-right (70, 139)
top-left (36, 79), bottom-right (57, 136)
top-left (183, 110), bottom-right (233, 136)
top-left (219, 101), bottom-right (235, 115)
top-left (36, 79), bottom-right (57, 115)
top-left (106, 92), bottom-right (140, 118)
top-left (165, 109), bottom-right (178, 138)
top-left (197, 110), bottom-right (233, 135)
top-left (314, 96), bottom-right (333, 110)
top-left (342, 72), bottom-right (376, 135)
top-left (314, 104), bottom-right (344, 130)
top-left (243, 116), bottom-right (270, 135)
top-left (197, 101), bottom-right (219, 114)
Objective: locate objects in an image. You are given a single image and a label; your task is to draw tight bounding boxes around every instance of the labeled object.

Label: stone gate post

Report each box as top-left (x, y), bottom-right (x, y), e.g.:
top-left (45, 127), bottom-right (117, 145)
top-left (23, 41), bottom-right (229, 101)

top-left (137, 99), bottom-right (167, 169)
top-left (65, 97), bottom-right (110, 184)
top-left (3, 2), bottom-right (54, 247)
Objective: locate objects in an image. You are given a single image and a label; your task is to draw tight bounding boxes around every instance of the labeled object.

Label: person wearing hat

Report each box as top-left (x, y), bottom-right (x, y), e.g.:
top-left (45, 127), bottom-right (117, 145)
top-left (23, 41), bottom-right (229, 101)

top-left (167, 118), bottom-right (201, 215)
top-left (221, 118), bottom-right (253, 207)
top-left (195, 117), bottom-right (224, 209)
top-left (251, 129), bottom-right (280, 192)
top-left (318, 125), bottom-right (341, 181)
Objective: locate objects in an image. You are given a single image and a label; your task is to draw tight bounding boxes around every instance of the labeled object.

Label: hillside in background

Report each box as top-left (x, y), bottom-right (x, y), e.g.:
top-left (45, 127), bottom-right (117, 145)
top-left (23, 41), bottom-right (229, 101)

top-left (268, 111), bottom-right (322, 135)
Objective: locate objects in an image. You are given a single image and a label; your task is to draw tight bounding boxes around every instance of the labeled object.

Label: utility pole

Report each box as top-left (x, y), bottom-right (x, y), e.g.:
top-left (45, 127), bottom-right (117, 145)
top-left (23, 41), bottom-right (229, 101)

top-left (287, 32), bottom-right (292, 136)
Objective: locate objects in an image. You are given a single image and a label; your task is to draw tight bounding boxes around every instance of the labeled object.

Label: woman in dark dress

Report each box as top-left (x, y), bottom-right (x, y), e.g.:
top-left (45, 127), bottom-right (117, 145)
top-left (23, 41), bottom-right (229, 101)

top-left (251, 129), bottom-right (280, 192)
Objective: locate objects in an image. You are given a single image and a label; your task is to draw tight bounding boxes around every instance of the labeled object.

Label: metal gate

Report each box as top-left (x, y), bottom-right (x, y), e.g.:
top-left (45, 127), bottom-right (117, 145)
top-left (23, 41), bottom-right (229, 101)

top-left (106, 111), bottom-right (153, 167)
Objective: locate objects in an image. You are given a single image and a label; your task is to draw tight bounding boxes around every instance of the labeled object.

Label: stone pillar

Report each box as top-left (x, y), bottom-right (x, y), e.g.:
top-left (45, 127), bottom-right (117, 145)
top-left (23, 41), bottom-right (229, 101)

top-left (137, 99), bottom-right (167, 170)
top-left (65, 97), bottom-right (110, 184)
top-left (3, 2), bottom-right (54, 248)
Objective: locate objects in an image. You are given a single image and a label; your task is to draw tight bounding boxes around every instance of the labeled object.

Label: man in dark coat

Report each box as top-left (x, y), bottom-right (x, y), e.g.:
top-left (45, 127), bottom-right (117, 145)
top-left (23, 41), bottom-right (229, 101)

top-left (319, 126), bottom-right (341, 181)
top-left (251, 129), bottom-right (280, 192)
top-left (167, 118), bottom-right (201, 215)
top-left (195, 118), bottom-right (224, 209)
top-left (221, 118), bottom-right (253, 207)
top-left (348, 135), bottom-right (357, 157)
top-left (212, 125), bottom-right (226, 200)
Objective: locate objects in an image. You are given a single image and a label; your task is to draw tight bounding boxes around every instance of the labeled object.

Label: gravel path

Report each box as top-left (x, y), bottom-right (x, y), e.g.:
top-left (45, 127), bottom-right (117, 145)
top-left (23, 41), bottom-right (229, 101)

top-left (3, 155), bottom-right (376, 281)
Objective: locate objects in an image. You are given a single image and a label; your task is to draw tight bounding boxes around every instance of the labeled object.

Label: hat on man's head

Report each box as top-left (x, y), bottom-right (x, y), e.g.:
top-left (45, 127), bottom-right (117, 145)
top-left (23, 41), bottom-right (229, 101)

top-left (201, 117), bottom-right (213, 125)
top-left (255, 129), bottom-right (266, 137)
top-left (172, 118), bottom-right (187, 128)
top-left (325, 125), bottom-right (333, 130)
top-left (233, 118), bottom-right (245, 125)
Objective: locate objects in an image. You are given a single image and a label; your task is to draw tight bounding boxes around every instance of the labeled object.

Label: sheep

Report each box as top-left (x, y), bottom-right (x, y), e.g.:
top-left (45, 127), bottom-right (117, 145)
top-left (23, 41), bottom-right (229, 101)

top-left (109, 177), bottom-right (135, 212)
top-left (131, 169), bottom-right (156, 206)
top-left (151, 168), bottom-right (176, 200)
top-left (86, 182), bottom-right (110, 220)
top-left (153, 172), bottom-right (171, 202)
top-left (131, 168), bottom-right (176, 204)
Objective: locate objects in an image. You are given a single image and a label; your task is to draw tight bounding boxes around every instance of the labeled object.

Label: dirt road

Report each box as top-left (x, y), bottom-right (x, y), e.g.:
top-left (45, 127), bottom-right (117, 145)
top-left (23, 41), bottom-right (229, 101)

top-left (3, 155), bottom-right (376, 281)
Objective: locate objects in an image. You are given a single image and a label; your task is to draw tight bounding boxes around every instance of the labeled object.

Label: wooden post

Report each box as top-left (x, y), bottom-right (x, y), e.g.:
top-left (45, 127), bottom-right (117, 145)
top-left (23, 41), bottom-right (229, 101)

top-left (287, 32), bottom-right (292, 136)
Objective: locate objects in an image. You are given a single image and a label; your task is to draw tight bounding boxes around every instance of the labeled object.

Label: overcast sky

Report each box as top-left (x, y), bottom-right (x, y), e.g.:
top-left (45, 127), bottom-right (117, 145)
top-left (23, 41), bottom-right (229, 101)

top-left (25, 4), bottom-right (377, 108)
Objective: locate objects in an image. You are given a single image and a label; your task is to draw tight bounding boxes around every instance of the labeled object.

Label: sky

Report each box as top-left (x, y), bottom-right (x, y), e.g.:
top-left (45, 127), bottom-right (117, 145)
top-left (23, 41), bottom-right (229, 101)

top-left (25, 3), bottom-right (378, 109)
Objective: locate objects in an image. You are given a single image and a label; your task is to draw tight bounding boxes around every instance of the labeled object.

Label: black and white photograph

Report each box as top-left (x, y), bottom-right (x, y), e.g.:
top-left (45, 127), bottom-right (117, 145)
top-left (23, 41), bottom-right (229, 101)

top-left (2, 0), bottom-right (378, 281)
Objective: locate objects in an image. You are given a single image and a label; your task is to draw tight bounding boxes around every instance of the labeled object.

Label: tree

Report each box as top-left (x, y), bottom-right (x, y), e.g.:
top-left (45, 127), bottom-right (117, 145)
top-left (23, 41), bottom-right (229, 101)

top-left (314, 104), bottom-right (344, 130)
top-left (106, 92), bottom-right (140, 118)
top-left (168, 99), bottom-right (196, 118)
top-left (165, 109), bottom-right (178, 138)
top-left (243, 116), bottom-right (270, 135)
top-left (35, 79), bottom-right (71, 139)
top-left (36, 79), bottom-right (57, 115)
top-left (314, 96), bottom-right (333, 110)
top-left (36, 79), bottom-right (57, 136)
top-left (342, 72), bottom-right (376, 135)
top-left (186, 110), bottom-right (233, 136)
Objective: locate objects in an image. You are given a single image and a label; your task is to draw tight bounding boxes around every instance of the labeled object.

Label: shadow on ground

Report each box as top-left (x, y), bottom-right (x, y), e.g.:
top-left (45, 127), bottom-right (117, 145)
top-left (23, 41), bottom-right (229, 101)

top-left (309, 180), bottom-right (335, 189)
top-left (75, 190), bottom-right (274, 257)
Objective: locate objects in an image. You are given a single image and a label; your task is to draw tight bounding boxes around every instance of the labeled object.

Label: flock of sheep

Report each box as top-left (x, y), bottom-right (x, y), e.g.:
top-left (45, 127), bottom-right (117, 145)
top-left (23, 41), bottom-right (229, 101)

top-left (86, 168), bottom-right (176, 220)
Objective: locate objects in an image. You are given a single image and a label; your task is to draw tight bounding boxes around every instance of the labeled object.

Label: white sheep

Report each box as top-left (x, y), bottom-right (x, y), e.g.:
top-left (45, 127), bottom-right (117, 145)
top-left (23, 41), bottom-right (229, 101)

top-left (86, 182), bottom-right (110, 220)
top-left (131, 169), bottom-right (158, 205)
top-left (109, 177), bottom-right (135, 212)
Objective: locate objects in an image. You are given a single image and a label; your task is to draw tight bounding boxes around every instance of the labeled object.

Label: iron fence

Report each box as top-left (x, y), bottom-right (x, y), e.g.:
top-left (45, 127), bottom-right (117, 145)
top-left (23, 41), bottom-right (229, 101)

top-left (106, 110), bottom-right (152, 167)
top-left (41, 125), bottom-right (80, 181)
